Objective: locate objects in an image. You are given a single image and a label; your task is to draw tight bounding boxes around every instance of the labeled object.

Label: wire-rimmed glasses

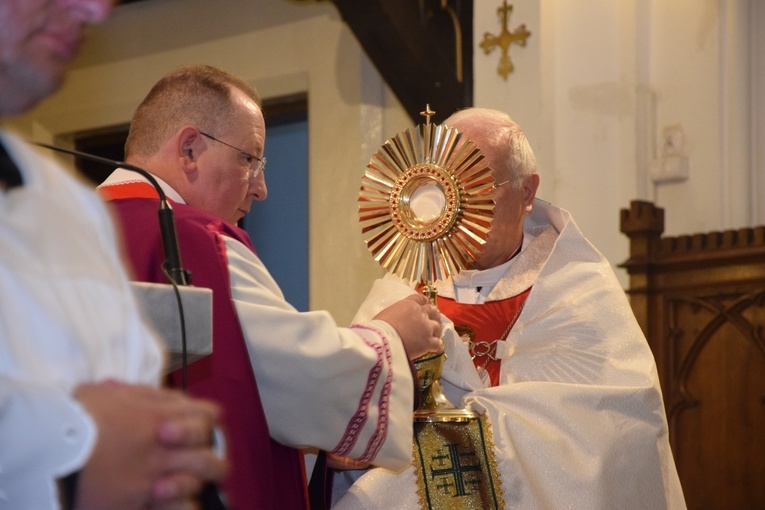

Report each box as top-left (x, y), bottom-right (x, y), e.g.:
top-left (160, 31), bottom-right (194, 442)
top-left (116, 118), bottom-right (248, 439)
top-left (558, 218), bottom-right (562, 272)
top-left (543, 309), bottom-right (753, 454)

top-left (200, 131), bottom-right (266, 179)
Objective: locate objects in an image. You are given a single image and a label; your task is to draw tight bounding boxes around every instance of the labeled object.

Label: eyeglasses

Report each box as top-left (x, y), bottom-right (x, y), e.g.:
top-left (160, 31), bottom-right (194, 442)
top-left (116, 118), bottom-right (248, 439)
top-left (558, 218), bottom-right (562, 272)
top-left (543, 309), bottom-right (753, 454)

top-left (200, 131), bottom-right (266, 179)
top-left (493, 179), bottom-right (510, 190)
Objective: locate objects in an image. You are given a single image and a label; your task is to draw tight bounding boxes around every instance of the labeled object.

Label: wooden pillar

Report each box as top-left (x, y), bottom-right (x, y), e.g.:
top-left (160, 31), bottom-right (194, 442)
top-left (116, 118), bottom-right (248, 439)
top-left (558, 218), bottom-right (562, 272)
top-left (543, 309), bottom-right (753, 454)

top-left (618, 200), bottom-right (664, 336)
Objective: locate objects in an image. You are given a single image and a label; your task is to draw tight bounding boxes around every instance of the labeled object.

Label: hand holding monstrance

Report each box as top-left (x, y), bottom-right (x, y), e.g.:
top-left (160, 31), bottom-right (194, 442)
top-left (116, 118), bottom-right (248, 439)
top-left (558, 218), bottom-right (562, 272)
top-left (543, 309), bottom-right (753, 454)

top-left (358, 105), bottom-right (496, 422)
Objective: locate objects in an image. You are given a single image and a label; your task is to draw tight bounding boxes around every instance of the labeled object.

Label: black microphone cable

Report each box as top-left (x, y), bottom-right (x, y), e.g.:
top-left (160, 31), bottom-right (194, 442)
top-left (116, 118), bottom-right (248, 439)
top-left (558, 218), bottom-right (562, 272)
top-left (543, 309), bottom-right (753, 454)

top-left (34, 143), bottom-right (192, 386)
top-left (34, 142), bottom-right (229, 509)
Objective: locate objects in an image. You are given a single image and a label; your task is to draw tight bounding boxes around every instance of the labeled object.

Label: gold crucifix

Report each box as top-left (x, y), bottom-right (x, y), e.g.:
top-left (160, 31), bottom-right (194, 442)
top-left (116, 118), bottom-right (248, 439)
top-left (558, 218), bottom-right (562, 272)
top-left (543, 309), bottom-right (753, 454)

top-left (480, 1), bottom-right (531, 80)
top-left (420, 104), bottom-right (435, 126)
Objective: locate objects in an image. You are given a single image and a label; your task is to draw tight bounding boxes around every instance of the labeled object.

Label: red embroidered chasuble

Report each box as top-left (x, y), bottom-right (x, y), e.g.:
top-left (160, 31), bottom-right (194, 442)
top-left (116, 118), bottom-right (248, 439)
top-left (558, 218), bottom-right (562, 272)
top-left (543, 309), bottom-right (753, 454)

top-left (437, 288), bottom-right (531, 387)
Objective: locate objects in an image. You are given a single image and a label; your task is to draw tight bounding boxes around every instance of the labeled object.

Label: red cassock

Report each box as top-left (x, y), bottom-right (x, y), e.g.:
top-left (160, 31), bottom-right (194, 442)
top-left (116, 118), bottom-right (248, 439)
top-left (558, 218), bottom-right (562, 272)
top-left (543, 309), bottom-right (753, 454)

top-left (101, 182), bottom-right (307, 510)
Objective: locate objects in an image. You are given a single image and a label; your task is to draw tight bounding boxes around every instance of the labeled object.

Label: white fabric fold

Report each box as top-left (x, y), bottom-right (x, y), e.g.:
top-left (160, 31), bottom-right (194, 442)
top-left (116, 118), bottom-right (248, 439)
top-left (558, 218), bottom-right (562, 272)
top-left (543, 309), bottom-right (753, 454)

top-left (225, 236), bottom-right (415, 469)
top-left (334, 200), bottom-right (685, 509)
top-left (0, 131), bottom-right (163, 509)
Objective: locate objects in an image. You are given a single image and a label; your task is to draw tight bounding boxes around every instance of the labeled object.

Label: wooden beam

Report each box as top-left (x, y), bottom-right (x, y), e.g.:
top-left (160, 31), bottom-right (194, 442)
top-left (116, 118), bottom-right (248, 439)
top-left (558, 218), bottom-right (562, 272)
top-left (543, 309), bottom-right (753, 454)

top-left (330, 0), bottom-right (473, 124)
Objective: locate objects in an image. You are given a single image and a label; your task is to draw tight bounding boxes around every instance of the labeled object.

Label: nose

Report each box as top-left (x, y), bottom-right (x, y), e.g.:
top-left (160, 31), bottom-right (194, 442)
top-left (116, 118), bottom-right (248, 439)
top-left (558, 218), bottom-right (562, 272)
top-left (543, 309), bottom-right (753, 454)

top-left (249, 172), bottom-right (268, 201)
top-left (64, 0), bottom-right (114, 23)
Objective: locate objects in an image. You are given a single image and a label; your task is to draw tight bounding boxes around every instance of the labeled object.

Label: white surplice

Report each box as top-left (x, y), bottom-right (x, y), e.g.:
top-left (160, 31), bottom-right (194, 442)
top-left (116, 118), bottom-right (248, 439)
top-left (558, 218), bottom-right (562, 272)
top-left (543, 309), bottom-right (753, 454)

top-left (334, 200), bottom-right (686, 509)
top-left (0, 132), bottom-right (164, 509)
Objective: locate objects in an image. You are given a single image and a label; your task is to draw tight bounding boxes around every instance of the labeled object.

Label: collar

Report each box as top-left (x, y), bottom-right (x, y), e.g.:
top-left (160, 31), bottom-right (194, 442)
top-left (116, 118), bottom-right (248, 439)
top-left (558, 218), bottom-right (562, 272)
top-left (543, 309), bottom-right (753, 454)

top-left (97, 167), bottom-right (186, 203)
top-left (452, 233), bottom-right (535, 303)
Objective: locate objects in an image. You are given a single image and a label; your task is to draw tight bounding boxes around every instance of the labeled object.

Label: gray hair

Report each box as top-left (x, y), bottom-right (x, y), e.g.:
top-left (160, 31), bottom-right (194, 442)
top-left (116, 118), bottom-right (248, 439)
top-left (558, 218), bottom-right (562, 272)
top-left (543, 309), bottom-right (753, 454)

top-left (444, 107), bottom-right (537, 189)
top-left (125, 65), bottom-right (262, 159)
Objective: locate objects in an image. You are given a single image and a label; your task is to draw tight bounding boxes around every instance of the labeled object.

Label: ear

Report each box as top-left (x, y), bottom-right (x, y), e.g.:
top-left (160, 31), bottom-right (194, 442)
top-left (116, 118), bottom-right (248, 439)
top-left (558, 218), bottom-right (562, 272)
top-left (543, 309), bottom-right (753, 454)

top-left (523, 174), bottom-right (540, 212)
top-left (177, 126), bottom-right (203, 175)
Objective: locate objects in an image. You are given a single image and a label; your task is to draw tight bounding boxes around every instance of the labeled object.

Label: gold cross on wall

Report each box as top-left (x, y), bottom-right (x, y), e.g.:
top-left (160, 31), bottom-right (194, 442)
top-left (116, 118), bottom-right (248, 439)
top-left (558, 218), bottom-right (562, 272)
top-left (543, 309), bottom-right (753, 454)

top-left (480, 1), bottom-right (531, 80)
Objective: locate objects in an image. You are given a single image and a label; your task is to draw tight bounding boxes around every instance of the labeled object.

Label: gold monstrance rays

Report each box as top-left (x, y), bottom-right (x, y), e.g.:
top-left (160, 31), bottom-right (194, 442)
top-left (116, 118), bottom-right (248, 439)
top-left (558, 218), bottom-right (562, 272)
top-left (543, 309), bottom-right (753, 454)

top-left (359, 120), bottom-right (494, 285)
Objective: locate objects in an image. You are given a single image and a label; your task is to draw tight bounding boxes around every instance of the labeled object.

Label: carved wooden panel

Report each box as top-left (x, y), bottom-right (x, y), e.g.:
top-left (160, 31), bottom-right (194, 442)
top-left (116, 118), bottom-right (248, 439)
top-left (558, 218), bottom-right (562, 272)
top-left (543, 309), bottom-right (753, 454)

top-left (663, 289), bottom-right (765, 509)
top-left (620, 200), bottom-right (765, 510)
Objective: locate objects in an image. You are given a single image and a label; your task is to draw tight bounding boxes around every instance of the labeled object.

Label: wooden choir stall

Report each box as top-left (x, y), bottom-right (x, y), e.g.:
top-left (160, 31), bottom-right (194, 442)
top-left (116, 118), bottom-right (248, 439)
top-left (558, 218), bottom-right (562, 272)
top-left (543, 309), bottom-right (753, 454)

top-left (619, 200), bottom-right (765, 510)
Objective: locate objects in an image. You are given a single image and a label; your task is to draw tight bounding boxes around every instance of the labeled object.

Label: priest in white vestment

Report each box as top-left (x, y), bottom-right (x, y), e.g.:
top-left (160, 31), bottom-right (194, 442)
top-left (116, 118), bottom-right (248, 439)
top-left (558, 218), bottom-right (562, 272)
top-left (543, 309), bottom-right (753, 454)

top-left (333, 108), bottom-right (686, 509)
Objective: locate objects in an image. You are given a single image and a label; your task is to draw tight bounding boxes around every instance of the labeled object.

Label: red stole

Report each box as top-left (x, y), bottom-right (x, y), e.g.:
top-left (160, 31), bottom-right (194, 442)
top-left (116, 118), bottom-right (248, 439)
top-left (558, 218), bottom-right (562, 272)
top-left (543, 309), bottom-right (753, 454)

top-left (100, 181), bottom-right (308, 509)
top-left (98, 181), bottom-right (160, 200)
top-left (437, 288), bottom-right (531, 387)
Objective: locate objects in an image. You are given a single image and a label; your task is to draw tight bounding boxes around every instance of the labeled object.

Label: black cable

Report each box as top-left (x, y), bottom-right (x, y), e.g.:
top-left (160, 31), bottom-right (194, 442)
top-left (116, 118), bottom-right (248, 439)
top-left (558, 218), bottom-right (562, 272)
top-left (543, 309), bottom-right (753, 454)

top-left (34, 142), bottom-right (189, 286)
top-left (35, 142), bottom-right (226, 509)
top-left (34, 142), bottom-right (192, 386)
top-left (162, 265), bottom-right (188, 391)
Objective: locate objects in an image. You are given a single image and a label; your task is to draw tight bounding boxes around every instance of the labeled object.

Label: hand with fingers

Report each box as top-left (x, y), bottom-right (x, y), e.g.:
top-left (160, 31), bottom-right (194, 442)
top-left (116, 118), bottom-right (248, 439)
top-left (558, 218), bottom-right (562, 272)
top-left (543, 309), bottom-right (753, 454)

top-left (73, 381), bottom-right (228, 510)
top-left (373, 293), bottom-right (443, 359)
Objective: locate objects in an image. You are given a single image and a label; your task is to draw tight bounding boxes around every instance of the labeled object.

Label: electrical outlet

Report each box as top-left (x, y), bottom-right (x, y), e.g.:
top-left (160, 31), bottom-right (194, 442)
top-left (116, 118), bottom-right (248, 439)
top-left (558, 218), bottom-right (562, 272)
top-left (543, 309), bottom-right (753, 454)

top-left (661, 125), bottom-right (684, 157)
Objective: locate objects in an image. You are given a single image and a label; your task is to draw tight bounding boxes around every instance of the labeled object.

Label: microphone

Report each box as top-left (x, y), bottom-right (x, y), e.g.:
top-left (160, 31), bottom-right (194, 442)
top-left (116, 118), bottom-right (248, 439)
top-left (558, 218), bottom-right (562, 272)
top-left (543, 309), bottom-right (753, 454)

top-left (35, 143), bottom-right (228, 509)
top-left (34, 143), bottom-right (190, 286)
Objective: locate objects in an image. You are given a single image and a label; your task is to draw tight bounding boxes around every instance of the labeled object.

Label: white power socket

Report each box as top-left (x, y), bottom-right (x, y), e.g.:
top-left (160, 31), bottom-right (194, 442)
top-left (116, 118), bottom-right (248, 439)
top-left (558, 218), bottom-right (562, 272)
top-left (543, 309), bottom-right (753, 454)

top-left (650, 125), bottom-right (689, 184)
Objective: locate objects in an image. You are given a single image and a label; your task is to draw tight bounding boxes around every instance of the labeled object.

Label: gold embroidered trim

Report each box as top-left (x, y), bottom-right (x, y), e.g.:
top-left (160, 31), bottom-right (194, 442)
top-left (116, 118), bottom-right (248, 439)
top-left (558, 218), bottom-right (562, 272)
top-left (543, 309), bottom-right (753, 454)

top-left (413, 414), bottom-right (505, 509)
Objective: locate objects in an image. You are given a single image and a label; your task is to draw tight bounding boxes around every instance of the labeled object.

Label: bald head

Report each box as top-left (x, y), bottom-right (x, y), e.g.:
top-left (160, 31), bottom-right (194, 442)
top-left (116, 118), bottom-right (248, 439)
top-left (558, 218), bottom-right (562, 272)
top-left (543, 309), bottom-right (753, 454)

top-left (444, 108), bottom-right (537, 190)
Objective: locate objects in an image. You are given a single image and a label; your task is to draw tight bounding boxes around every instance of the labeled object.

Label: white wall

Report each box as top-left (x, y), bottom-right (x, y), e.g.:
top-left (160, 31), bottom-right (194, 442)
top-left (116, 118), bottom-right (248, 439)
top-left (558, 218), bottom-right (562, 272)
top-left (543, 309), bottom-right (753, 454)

top-left (6, 0), bottom-right (763, 318)
top-left (6, 0), bottom-right (410, 325)
top-left (474, 0), bottom-right (764, 284)
top-left (755, 0), bottom-right (765, 226)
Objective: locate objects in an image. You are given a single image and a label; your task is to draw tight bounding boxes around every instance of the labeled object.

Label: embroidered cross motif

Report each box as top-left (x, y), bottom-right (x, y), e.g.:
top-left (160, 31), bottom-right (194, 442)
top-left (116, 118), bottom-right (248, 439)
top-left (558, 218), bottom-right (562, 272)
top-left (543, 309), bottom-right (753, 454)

top-left (429, 443), bottom-right (483, 497)
top-left (413, 416), bottom-right (505, 508)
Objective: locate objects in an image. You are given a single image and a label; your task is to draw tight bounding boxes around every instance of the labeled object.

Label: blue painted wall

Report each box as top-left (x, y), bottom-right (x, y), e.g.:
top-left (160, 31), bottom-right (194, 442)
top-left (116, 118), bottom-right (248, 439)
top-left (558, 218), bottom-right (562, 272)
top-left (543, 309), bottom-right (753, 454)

top-left (242, 118), bottom-right (309, 311)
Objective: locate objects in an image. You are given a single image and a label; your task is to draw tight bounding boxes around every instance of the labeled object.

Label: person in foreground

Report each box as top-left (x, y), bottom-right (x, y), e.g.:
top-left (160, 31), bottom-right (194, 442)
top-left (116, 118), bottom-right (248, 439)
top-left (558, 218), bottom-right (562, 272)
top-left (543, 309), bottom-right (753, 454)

top-left (0, 1), bottom-right (226, 509)
top-left (98, 64), bottom-right (443, 509)
top-left (332, 107), bottom-right (687, 509)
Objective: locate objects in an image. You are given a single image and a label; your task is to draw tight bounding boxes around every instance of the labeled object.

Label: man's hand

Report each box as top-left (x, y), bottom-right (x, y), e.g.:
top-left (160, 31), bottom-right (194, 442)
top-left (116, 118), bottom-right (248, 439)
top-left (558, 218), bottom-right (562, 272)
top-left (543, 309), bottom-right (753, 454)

top-left (373, 293), bottom-right (443, 359)
top-left (74, 381), bottom-right (228, 510)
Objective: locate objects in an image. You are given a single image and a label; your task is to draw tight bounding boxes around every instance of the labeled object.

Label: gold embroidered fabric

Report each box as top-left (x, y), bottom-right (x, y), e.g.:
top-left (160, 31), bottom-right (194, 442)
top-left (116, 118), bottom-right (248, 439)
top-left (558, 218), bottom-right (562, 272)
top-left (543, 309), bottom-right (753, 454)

top-left (412, 414), bottom-right (504, 509)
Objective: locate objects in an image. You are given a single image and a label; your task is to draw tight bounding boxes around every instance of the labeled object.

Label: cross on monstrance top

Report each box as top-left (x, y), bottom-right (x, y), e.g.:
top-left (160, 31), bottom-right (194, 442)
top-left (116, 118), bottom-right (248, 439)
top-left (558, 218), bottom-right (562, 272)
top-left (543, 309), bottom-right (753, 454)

top-left (480, 0), bottom-right (531, 80)
top-left (420, 104), bottom-right (435, 126)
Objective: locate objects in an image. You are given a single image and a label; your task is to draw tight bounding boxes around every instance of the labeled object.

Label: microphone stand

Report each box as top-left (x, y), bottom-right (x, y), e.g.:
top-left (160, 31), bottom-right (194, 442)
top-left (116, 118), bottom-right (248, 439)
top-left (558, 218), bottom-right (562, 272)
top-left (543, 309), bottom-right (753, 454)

top-left (34, 143), bottom-right (189, 286)
top-left (34, 142), bottom-right (228, 510)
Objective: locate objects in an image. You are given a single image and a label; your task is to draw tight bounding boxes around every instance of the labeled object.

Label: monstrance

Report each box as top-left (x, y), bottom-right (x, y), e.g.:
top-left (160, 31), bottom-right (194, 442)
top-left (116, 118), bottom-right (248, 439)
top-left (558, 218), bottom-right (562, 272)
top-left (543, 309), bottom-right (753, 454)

top-left (358, 105), bottom-right (495, 422)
